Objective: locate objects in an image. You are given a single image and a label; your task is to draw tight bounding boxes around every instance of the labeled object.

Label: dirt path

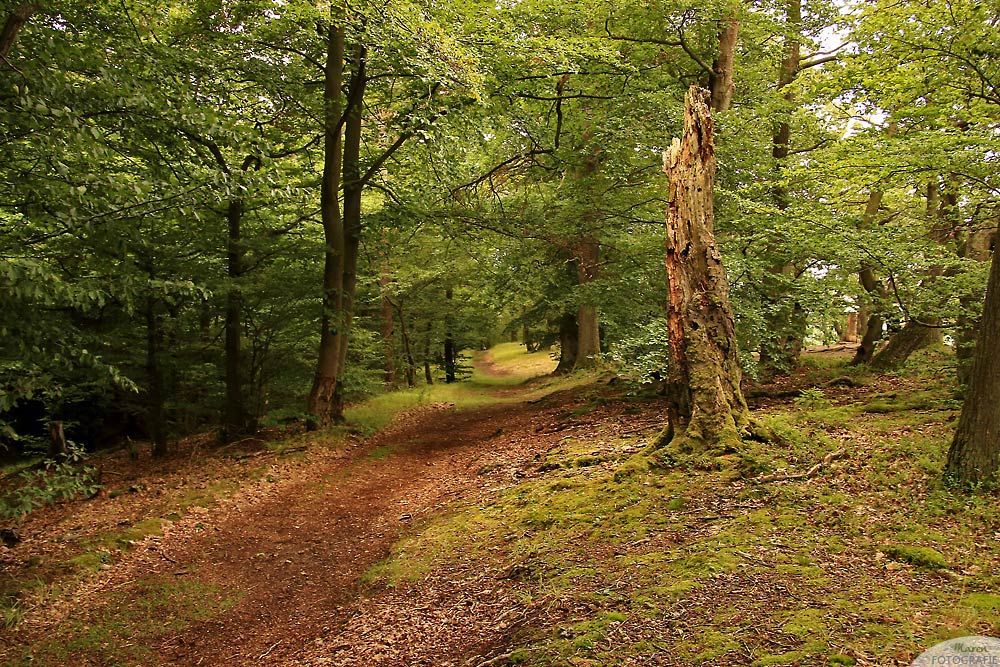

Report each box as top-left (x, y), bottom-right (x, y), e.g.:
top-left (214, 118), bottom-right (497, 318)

top-left (69, 373), bottom-right (569, 665)
top-left (0, 350), bottom-right (590, 666)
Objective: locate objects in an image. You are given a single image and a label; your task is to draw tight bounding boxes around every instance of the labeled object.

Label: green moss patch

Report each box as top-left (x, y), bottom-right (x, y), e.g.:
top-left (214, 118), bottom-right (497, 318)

top-left (883, 544), bottom-right (949, 570)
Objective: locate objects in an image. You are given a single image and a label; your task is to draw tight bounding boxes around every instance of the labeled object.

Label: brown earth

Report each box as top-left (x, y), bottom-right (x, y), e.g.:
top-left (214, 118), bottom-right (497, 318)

top-left (2, 360), bottom-right (632, 666)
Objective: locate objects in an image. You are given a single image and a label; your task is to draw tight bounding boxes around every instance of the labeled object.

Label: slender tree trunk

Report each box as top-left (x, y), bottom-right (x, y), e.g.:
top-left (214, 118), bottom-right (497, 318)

top-left (944, 221), bottom-right (1000, 486)
top-left (223, 192), bottom-right (247, 441)
top-left (444, 287), bottom-right (457, 383)
top-left (709, 16), bottom-right (739, 113)
top-left (574, 237), bottom-right (601, 368)
top-left (145, 295), bottom-right (168, 458)
top-left (957, 222), bottom-right (996, 385)
top-left (48, 421), bottom-right (68, 459)
top-left (394, 306), bottom-right (416, 388)
top-left (851, 189), bottom-right (889, 365)
top-left (379, 260), bottom-right (397, 388)
top-left (307, 21), bottom-right (345, 429)
top-left (423, 320), bottom-right (434, 385)
top-left (658, 86), bottom-right (749, 453)
top-left (0, 2), bottom-right (37, 63)
top-left (759, 0), bottom-right (805, 378)
top-left (328, 39), bottom-right (368, 422)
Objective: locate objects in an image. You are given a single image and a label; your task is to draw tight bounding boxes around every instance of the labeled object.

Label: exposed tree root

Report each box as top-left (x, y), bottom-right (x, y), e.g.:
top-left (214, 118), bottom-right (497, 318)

top-left (756, 449), bottom-right (846, 484)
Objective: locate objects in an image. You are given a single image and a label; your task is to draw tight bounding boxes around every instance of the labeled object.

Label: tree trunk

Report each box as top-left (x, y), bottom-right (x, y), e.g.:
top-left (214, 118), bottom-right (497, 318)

top-left (869, 179), bottom-right (954, 370)
top-left (709, 16), bottom-right (739, 113)
top-left (423, 320), bottom-right (434, 385)
top-left (574, 237), bottom-right (601, 368)
top-left (553, 312), bottom-right (579, 375)
top-left (48, 421), bottom-right (68, 459)
top-left (395, 309), bottom-right (415, 388)
top-left (944, 221), bottom-right (1000, 486)
top-left (659, 86), bottom-right (749, 453)
top-left (759, 0), bottom-right (805, 378)
top-left (329, 39), bottom-right (368, 422)
top-left (0, 2), bottom-right (37, 63)
top-left (444, 287), bottom-right (457, 383)
top-left (837, 313), bottom-right (859, 343)
top-left (379, 261), bottom-right (397, 388)
top-left (306, 21), bottom-right (345, 429)
top-left (851, 188), bottom-right (889, 365)
top-left (870, 320), bottom-right (942, 370)
top-left (145, 295), bottom-right (168, 458)
top-left (223, 192), bottom-right (246, 442)
top-left (957, 222), bottom-right (996, 385)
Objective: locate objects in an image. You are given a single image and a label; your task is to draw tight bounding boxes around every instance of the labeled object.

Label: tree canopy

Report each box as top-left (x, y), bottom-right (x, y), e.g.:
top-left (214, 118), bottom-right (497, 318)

top-left (2, 0), bottom-right (998, 480)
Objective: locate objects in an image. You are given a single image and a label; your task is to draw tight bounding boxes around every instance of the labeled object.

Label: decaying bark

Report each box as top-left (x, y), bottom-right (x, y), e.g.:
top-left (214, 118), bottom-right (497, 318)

top-left (945, 220), bottom-right (1000, 486)
top-left (657, 86), bottom-right (750, 453)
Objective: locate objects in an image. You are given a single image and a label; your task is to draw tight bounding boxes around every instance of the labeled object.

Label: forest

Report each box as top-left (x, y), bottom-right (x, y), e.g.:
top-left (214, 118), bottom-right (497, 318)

top-left (1, 0), bottom-right (1000, 665)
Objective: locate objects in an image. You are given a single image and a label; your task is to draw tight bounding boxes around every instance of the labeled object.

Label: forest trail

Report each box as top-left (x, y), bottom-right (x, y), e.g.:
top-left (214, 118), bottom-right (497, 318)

top-left (156, 402), bottom-right (551, 666)
top-left (5, 348), bottom-right (591, 666)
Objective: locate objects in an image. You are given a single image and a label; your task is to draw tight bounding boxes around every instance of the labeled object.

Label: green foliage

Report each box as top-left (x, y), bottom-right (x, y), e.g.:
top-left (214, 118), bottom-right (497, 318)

top-left (793, 387), bottom-right (830, 410)
top-left (0, 445), bottom-right (101, 522)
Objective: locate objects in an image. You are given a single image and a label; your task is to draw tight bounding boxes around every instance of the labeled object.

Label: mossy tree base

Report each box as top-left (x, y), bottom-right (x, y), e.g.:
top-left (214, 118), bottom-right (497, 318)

top-left (660, 86), bottom-right (751, 456)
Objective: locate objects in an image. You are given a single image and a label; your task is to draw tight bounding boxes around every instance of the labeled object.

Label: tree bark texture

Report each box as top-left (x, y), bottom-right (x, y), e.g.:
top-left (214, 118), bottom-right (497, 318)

top-left (423, 321), bottom-right (434, 385)
top-left (389, 300), bottom-right (416, 388)
top-left (223, 195), bottom-right (245, 442)
top-left (0, 2), bottom-right (37, 63)
top-left (307, 21), bottom-right (346, 429)
top-left (957, 222), bottom-right (996, 385)
top-left (870, 320), bottom-right (942, 370)
top-left (48, 420), bottom-right (68, 459)
top-left (660, 86), bottom-right (749, 453)
top-left (837, 313), bottom-right (859, 343)
top-left (329, 39), bottom-right (368, 420)
top-left (851, 189), bottom-right (889, 365)
top-left (945, 221), bottom-right (1000, 486)
top-left (709, 17), bottom-right (739, 113)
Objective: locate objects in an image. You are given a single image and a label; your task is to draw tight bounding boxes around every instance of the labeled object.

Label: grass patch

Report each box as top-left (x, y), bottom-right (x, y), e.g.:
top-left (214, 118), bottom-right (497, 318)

top-left (14, 575), bottom-right (240, 666)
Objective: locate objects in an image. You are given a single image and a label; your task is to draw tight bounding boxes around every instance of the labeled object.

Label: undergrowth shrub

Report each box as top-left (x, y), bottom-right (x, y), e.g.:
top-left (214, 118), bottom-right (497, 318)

top-left (1, 443), bottom-right (100, 521)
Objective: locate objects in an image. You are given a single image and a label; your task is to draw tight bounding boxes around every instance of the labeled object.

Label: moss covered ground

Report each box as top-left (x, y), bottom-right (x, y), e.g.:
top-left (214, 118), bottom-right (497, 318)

top-left (364, 346), bottom-right (1000, 666)
top-left (2, 344), bottom-right (997, 666)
